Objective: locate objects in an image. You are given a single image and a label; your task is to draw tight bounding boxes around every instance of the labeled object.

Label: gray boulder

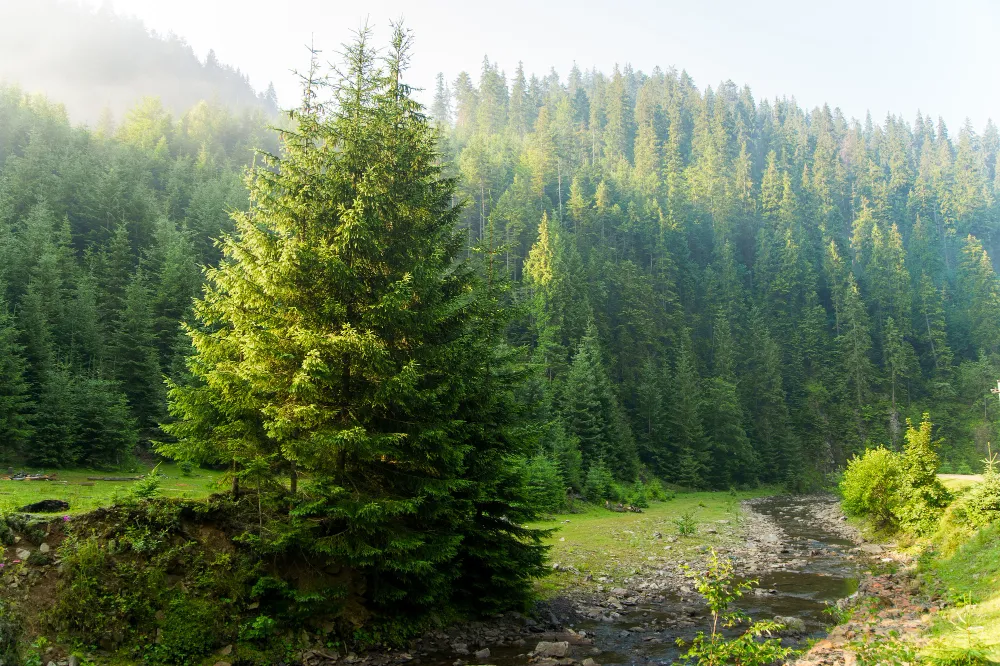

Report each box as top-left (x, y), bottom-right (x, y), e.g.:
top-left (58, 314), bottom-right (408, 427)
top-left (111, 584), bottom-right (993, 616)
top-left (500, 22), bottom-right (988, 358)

top-left (533, 641), bottom-right (569, 658)
top-left (773, 615), bottom-right (806, 633)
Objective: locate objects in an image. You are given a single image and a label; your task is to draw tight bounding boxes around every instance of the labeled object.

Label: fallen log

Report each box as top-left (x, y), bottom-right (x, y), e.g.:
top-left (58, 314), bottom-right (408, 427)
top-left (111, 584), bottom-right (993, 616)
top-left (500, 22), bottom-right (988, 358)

top-left (86, 476), bottom-right (142, 481)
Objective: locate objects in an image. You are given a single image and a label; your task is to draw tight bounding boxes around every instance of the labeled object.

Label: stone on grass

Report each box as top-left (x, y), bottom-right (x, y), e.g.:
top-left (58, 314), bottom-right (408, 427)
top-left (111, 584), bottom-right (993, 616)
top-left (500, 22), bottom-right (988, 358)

top-left (15, 549), bottom-right (30, 560)
top-left (533, 641), bottom-right (569, 658)
top-left (39, 543), bottom-right (50, 554)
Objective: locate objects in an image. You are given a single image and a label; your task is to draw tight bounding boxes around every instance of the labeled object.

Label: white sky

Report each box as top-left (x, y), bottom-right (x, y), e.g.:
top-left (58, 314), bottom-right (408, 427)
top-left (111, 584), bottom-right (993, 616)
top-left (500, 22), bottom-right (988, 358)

top-left (83, 0), bottom-right (999, 130)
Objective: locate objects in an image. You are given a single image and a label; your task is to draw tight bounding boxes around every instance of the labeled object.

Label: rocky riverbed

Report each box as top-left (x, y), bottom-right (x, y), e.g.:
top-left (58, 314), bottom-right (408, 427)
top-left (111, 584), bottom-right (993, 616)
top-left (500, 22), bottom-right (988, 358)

top-left (292, 494), bottom-right (885, 666)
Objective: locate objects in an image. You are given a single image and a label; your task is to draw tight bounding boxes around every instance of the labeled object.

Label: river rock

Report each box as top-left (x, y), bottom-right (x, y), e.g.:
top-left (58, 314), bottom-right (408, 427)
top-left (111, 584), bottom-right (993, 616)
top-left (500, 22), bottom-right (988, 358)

top-left (302, 650), bottom-right (339, 666)
top-left (473, 648), bottom-right (490, 660)
top-left (582, 659), bottom-right (599, 666)
top-left (534, 641), bottom-right (569, 657)
top-left (451, 643), bottom-right (469, 655)
top-left (774, 615), bottom-right (806, 633)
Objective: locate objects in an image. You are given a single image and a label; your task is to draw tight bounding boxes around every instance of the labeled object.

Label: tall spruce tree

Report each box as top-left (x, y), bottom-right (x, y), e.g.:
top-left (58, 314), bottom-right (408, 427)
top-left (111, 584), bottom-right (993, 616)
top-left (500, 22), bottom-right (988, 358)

top-left (0, 295), bottom-right (32, 457)
top-left (161, 25), bottom-right (546, 616)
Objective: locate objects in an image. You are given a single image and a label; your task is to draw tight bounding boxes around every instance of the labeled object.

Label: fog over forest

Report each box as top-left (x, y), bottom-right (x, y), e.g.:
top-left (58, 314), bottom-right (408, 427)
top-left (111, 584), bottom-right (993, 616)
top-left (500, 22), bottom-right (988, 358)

top-left (0, 0), bottom-right (278, 125)
top-left (3, 5), bottom-right (1000, 665)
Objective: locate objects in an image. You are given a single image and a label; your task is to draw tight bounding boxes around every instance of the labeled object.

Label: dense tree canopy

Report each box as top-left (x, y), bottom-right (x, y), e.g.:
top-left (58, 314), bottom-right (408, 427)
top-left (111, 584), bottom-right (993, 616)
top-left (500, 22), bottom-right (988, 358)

top-left (3, 39), bottom-right (1000, 490)
top-left (434, 60), bottom-right (1000, 486)
top-left (0, 83), bottom-right (275, 467)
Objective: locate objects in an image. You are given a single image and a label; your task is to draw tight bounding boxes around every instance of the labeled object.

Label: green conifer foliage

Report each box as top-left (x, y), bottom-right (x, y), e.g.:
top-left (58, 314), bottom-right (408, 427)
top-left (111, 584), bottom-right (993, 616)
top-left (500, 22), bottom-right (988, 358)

top-left (162, 26), bottom-right (546, 616)
top-left (0, 296), bottom-right (32, 457)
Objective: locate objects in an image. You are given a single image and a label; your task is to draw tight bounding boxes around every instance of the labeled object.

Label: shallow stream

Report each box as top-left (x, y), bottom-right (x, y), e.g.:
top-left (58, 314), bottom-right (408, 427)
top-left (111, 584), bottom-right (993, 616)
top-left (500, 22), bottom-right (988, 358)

top-left (414, 495), bottom-right (859, 666)
top-left (576, 495), bottom-right (860, 665)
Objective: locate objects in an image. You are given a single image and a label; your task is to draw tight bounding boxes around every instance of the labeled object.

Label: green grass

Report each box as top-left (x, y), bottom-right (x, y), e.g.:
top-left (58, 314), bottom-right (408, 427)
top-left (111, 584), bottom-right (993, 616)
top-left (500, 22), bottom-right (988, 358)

top-left (530, 488), bottom-right (775, 595)
top-left (919, 484), bottom-right (1000, 663)
top-left (939, 475), bottom-right (983, 493)
top-left (0, 463), bottom-right (226, 514)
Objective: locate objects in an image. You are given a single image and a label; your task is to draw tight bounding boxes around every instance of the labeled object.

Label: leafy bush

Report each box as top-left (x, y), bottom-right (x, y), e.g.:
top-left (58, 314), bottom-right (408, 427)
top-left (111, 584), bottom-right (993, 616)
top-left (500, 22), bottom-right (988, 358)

top-left (522, 455), bottom-right (566, 513)
top-left (840, 447), bottom-right (903, 528)
top-left (842, 415), bottom-right (951, 536)
top-left (583, 462), bottom-right (615, 503)
top-left (675, 549), bottom-right (791, 666)
top-left (146, 596), bottom-right (221, 665)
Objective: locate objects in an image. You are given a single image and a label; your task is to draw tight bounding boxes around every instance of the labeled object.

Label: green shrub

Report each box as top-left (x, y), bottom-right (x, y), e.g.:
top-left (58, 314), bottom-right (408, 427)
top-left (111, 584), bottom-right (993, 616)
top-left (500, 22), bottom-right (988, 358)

top-left (53, 534), bottom-right (164, 644)
top-left (583, 462), bottom-right (615, 503)
top-left (947, 470), bottom-right (1000, 532)
top-left (674, 510), bottom-right (697, 536)
top-left (0, 601), bottom-right (21, 666)
top-left (895, 414), bottom-right (950, 535)
top-left (522, 455), bottom-right (566, 513)
top-left (675, 549), bottom-right (791, 666)
top-left (625, 481), bottom-right (650, 508)
top-left (840, 446), bottom-right (904, 528)
top-left (643, 477), bottom-right (671, 501)
top-left (146, 596), bottom-right (220, 665)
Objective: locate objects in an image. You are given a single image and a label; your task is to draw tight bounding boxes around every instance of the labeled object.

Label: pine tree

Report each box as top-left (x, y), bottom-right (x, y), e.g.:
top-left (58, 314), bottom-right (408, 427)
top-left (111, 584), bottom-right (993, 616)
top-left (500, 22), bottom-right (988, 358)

top-left (161, 26), bottom-right (546, 615)
top-left (634, 357), bottom-right (669, 474)
top-left (915, 272), bottom-right (954, 397)
top-left (431, 72), bottom-right (452, 128)
top-left (958, 234), bottom-right (1000, 355)
top-left (563, 329), bottom-right (609, 467)
top-left (668, 333), bottom-right (706, 486)
top-left (74, 376), bottom-right (138, 468)
top-left (700, 376), bottom-right (756, 487)
top-left (30, 363), bottom-right (78, 467)
top-left (0, 296), bottom-right (32, 457)
top-left (112, 270), bottom-right (164, 434)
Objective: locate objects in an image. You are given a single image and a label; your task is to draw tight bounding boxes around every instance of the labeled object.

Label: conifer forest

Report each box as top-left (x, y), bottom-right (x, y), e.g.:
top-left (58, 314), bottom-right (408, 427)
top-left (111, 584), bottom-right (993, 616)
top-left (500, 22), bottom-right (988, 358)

top-left (2, 4), bottom-right (1000, 665)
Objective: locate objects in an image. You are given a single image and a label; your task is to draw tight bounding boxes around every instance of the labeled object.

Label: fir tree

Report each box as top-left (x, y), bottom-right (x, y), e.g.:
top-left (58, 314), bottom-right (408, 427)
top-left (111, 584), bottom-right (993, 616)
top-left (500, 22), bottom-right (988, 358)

top-left (161, 26), bottom-right (547, 616)
top-left (0, 296), bottom-right (32, 457)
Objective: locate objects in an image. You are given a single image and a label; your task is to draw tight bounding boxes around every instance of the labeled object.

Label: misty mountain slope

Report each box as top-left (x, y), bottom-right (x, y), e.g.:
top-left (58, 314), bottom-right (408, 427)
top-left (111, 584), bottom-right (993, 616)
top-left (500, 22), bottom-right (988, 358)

top-left (0, 0), bottom-right (278, 125)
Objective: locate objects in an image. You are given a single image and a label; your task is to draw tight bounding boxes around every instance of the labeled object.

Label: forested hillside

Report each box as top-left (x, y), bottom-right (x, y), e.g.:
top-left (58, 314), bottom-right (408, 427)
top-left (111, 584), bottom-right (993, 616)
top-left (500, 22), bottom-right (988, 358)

top-left (433, 61), bottom-right (1000, 487)
top-left (0, 86), bottom-right (277, 467)
top-left (0, 0), bottom-right (279, 124)
top-left (3, 52), bottom-right (1000, 490)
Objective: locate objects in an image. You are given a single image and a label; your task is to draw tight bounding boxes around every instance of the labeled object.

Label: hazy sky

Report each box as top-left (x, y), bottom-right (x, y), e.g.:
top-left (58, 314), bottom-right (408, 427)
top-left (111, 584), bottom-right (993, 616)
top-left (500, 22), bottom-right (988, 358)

top-left (81, 0), bottom-right (998, 130)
